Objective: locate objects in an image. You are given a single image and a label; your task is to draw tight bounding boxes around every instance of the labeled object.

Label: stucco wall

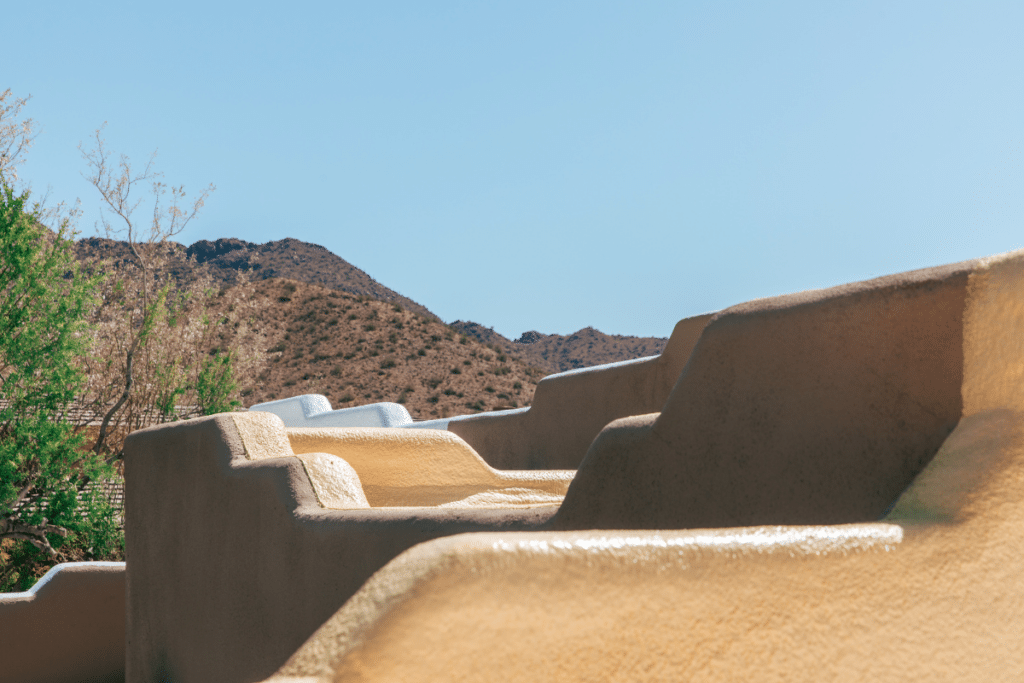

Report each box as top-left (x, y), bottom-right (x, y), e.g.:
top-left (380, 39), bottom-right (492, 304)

top-left (0, 562), bottom-right (126, 683)
top-left (554, 260), bottom-right (970, 529)
top-left (249, 395), bottom-right (413, 428)
top-left (449, 313), bottom-right (713, 469)
top-left (259, 250), bottom-right (1024, 682)
top-left (286, 426), bottom-right (573, 507)
top-left (123, 414), bottom-right (559, 683)
top-left (126, 251), bottom-right (1024, 682)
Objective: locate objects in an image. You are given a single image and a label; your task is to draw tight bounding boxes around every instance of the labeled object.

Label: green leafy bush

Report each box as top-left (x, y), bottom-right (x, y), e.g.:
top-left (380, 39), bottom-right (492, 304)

top-left (0, 179), bottom-right (122, 591)
top-left (196, 352), bottom-right (241, 416)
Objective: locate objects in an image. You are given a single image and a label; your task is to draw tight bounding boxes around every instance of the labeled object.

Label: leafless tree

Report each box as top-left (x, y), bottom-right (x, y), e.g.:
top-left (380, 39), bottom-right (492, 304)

top-left (0, 89), bottom-right (37, 183)
top-left (80, 125), bottom-right (217, 455)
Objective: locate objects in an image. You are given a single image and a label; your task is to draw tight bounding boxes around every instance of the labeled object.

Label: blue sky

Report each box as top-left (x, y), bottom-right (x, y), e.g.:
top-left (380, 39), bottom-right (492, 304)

top-left (6, 2), bottom-right (1024, 339)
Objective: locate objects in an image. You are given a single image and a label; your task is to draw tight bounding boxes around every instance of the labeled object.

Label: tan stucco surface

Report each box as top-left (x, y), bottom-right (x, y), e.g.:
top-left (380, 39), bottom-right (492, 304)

top-left (126, 250), bottom-right (1024, 681)
top-left (0, 562), bottom-right (125, 683)
top-left (263, 525), bottom-right (903, 683)
top-left (256, 250), bottom-right (1024, 682)
top-left (555, 259), bottom-right (969, 529)
top-left (287, 426), bottom-right (572, 507)
top-left (228, 412), bottom-right (372, 508)
top-left (450, 313), bottom-right (713, 469)
top-left (124, 413), bottom-right (560, 683)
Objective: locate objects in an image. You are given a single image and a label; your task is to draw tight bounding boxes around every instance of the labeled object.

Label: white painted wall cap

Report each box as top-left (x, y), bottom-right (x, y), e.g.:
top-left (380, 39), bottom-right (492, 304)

top-left (540, 355), bottom-right (660, 381)
top-left (0, 561), bottom-right (126, 601)
top-left (248, 394), bottom-right (414, 428)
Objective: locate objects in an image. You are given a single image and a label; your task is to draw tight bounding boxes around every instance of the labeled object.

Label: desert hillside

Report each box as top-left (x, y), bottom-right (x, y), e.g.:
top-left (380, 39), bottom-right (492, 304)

top-left (75, 235), bottom-right (671, 416)
top-left (450, 321), bottom-right (668, 374)
top-left (231, 279), bottom-right (545, 419)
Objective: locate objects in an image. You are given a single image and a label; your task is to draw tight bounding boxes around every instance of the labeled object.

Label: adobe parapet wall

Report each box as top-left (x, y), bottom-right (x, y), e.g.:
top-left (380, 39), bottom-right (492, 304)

top-left (555, 257), bottom-right (975, 530)
top-left (0, 561), bottom-right (126, 683)
top-left (260, 250), bottom-right (1024, 681)
top-left (247, 314), bottom-right (711, 470)
top-left (250, 395), bottom-right (413, 428)
top-left (127, 251), bottom-right (1024, 681)
top-left (124, 413), bottom-right (560, 683)
top-left (449, 313), bottom-right (714, 469)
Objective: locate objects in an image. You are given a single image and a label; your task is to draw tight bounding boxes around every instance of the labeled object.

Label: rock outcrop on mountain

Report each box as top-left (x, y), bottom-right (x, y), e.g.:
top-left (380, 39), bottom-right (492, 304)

top-left (75, 236), bottom-right (437, 320)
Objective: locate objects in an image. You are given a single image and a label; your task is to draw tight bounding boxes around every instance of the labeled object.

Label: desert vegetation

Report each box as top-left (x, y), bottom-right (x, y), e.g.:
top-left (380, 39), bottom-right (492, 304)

top-left (0, 89), bottom-right (538, 589)
top-left (0, 91), bottom-right (261, 589)
top-left (240, 279), bottom-right (545, 418)
top-left (0, 91), bottom-right (123, 589)
top-left (0, 88), bottom-right (666, 589)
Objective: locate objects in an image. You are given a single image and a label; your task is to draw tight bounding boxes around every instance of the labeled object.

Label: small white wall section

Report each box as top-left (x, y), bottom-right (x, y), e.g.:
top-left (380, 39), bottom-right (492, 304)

top-left (539, 354), bottom-right (660, 380)
top-left (249, 395), bottom-right (414, 428)
top-left (248, 395), bottom-right (529, 430)
top-left (251, 357), bottom-right (662, 431)
top-left (0, 562), bottom-right (126, 602)
top-left (248, 359), bottom-right (661, 432)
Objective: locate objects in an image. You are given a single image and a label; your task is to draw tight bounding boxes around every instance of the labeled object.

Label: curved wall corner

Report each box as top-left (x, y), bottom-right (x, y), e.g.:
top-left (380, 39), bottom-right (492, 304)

top-left (0, 561), bottom-right (126, 683)
top-left (556, 258), bottom-right (976, 531)
top-left (449, 313), bottom-right (714, 470)
top-left (250, 394), bottom-right (413, 428)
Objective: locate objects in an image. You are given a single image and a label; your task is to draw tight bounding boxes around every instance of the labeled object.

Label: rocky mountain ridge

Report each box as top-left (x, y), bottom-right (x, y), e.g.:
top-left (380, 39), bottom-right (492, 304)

top-left (75, 234), bottom-right (671, 384)
top-left (223, 279), bottom-right (544, 418)
top-left (75, 236), bottom-right (437, 319)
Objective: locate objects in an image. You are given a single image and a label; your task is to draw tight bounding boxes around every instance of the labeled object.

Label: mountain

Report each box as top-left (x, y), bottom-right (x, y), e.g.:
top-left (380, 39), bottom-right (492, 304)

top-left (74, 235), bottom-right (671, 414)
top-left (74, 236), bottom-right (437, 320)
top-left (449, 321), bottom-right (668, 374)
top-left (227, 279), bottom-right (544, 418)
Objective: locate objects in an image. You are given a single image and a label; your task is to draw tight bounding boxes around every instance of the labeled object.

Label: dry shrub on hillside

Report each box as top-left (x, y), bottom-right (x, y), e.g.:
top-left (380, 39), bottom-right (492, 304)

top-left (76, 126), bottom-right (263, 457)
top-left (243, 279), bottom-right (544, 418)
top-left (77, 256), bottom-right (265, 457)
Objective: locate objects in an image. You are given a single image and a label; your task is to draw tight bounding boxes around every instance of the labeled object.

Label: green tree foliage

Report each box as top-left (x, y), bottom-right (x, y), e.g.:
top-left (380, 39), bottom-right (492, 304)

top-left (196, 351), bottom-right (241, 416)
top-left (0, 180), bottom-right (123, 591)
top-left (77, 254), bottom-right (265, 457)
top-left (0, 92), bottom-right (260, 589)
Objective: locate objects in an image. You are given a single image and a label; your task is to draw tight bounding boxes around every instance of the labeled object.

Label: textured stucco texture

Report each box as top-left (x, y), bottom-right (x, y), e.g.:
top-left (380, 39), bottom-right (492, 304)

top-left (286, 425), bottom-right (572, 507)
top-left (124, 412), bottom-right (562, 683)
top-left (450, 313), bottom-right (713, 469)
top-left (0, 562), bottom-right (126, 683)
top-left (555, 260), bottom-right (968, 530)
top-left (257, 250), bottom-right (1024, 681)
top-left (124, 250), bottom-right (1024, 682)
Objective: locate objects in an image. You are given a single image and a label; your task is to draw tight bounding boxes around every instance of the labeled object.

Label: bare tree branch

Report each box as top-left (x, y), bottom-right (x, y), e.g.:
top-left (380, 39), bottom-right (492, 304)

top-left (79, 125), bottom-right (216, 458)
top-left (0, 517), bottom-right (68, 557)
top-left (92, 342), bottom-right (136, 456)
top-left (0, 89), bottom-right (37, 183)
top-left (12, 462), bottom-right (41, 510)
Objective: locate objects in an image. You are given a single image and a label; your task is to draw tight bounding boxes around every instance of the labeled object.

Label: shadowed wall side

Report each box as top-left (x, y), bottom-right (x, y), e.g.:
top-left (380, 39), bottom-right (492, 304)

top-left (0, 562), bottom-right (126, 683)
top-left (450, 314), bottom-right (713, 470)
top-left (555, 261), bottom-right (972, 530)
